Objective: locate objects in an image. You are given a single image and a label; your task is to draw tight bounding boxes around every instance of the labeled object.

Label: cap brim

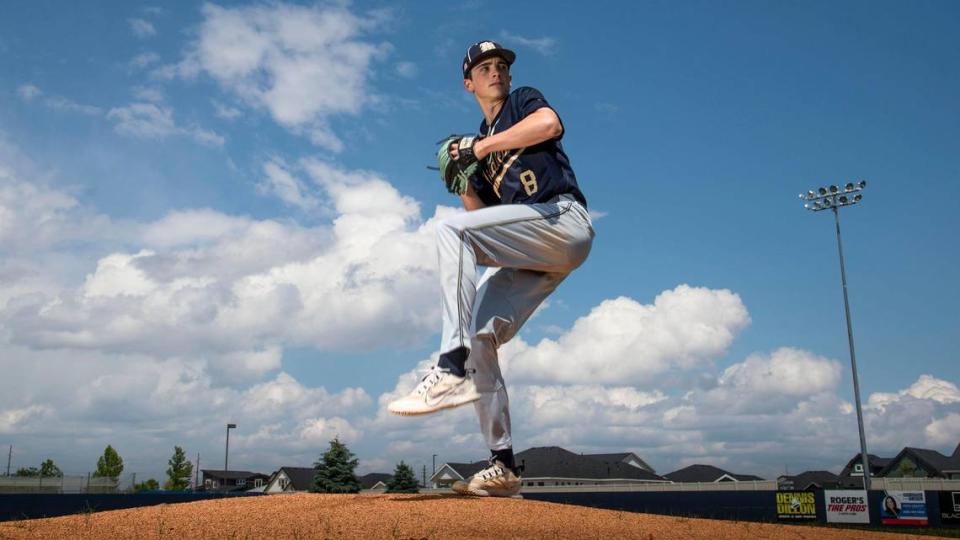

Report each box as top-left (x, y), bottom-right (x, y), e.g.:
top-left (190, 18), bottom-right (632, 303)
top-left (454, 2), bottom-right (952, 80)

top-left (464, 48), bottom-right (516, 77)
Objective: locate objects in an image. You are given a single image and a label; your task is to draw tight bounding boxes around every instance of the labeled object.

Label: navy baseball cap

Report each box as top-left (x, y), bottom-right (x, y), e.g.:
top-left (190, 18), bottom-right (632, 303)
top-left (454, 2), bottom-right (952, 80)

top-left (462, 40), bottom-right (516, 78)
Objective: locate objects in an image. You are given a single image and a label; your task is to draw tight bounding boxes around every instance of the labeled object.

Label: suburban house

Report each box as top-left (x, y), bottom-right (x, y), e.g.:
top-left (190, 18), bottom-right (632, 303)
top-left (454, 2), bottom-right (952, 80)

top-left (262, 468), bottom-right (395, 493)
top-left (359, 473), bottom-right (393, 490)
top-left (837, 453), bottom-right (891, 488)
top-left (877, 444), bottom-right (960, 479)
top-left (264, 467), bottom-right (316, 493)
top-left (431, 446), bottom-right (667, 489)
top-left (777, 470), bottom-right (840, 490)
top-left (663, 464), bottom-right (764, 483)
top-left (201, 470), bottom-right (270, 492)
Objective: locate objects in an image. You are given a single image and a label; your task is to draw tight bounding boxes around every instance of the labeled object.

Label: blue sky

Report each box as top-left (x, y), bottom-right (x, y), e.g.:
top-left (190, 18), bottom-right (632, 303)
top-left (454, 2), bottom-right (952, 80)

top-left (1, 1), bottom-right (958, 483)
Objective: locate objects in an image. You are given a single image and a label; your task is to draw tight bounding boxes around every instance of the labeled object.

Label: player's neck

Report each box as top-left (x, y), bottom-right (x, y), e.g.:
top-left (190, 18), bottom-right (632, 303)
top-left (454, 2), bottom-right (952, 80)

top-left (478, 95), bottom-right (507, 125)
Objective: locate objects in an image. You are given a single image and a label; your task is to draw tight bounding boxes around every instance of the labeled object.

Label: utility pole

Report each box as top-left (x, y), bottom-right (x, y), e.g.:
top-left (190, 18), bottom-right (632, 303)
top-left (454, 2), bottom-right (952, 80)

top-left (422, 465), bottom-right (427, 488)
top-left (6, 445), bottom-right (11, 476)
top-left (196, 453), bottom-right (200, 491)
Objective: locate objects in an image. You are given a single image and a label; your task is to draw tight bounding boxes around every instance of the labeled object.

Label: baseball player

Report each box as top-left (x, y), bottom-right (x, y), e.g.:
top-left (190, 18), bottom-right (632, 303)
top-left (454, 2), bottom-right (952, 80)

top-left (388, 40), bottom-right (594, 497)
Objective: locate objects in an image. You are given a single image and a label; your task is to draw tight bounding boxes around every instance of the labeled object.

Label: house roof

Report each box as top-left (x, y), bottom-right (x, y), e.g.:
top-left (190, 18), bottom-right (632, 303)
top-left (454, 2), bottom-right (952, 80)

top-left (514, 447), bottom-right (664, 481)
top-left (276, 467), bottom-right (316, 491)
top-left (663, 464), bottom-right (764, 483)
top-left (358, 473), bottom-right (393, 490)
top-left (878, 446), bottom-right (960, 477)
top-left (839, 454), bottom-right (891, 476)
top-left (779, 470), bottom-right (840, 489)
top-left (441, 462), bottom-right (488, 481)
top-left (583, 452), bottom-right (655, 473)
top-left (439, 447), bottom-right (664, 483)
top-left (202, 469), bottom-right (268, 480)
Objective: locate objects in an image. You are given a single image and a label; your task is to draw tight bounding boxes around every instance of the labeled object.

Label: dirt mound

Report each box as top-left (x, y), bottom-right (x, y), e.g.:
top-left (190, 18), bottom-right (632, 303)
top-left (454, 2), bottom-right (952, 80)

top-left (0, 492), bottom-right (934, 539)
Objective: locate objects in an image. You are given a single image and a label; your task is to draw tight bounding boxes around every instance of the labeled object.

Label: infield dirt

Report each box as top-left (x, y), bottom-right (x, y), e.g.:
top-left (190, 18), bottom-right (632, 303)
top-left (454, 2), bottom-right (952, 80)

top-left (0, 492), bottom-right (942, 539)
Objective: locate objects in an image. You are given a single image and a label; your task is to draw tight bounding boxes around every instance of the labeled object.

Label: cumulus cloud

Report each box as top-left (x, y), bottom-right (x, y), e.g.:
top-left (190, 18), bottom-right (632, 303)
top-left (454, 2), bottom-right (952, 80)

top-left (505, 286), bottom-right (751, 385)
top-left (107, 102), bottom-right (224, 146)
top-left (4, 158), bottom-right (447, 357)
top-left (163, 3), bottom-right (389, 152)
top-left (926, 413), bottom-right (960, 447)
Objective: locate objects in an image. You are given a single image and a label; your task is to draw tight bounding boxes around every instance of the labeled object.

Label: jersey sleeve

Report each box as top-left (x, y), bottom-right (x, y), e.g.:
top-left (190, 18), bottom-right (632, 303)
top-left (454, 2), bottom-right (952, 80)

top-left (515, 86), bottom-right (564, 140)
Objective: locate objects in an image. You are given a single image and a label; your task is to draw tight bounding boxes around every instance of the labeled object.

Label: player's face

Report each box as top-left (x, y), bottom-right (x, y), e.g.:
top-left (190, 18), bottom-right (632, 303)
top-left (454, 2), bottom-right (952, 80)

top-left (464, 56), bottom-right (511, 99)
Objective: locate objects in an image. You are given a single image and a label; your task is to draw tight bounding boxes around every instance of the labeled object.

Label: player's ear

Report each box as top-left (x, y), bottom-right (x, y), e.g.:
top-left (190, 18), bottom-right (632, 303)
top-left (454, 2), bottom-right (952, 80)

top-left (463, 77), bottom-right (475, 93)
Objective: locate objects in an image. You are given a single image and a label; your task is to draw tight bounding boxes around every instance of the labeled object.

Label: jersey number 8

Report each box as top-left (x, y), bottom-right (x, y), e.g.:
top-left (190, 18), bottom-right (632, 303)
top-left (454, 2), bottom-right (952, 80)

top-left (520, 170), bottom-right (538, 196)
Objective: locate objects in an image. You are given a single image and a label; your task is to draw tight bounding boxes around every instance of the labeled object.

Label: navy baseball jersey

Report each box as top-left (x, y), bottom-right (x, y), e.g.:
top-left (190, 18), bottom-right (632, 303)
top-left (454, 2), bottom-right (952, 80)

top-left (470, 86), bottom-right (587, 208)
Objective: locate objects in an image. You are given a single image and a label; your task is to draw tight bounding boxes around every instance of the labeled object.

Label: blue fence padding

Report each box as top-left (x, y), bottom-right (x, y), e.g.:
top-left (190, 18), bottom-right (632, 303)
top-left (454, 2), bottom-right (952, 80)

top-left (0, 492), bottom-right (264, 522)
top-left (524, 490), bottom-right (954, 529)
top-left (525, 491), bottom-right (781, 522)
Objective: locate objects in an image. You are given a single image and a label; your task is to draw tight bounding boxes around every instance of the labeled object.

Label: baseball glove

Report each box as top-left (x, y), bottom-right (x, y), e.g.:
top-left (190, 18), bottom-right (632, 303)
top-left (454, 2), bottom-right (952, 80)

top-left (436, 134), bottom-right (484, 195)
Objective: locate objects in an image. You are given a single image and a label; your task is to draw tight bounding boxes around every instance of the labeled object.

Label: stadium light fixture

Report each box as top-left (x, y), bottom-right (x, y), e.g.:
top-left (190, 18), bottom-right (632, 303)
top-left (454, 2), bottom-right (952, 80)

top-left (798, 180), bottom-right (871, 490)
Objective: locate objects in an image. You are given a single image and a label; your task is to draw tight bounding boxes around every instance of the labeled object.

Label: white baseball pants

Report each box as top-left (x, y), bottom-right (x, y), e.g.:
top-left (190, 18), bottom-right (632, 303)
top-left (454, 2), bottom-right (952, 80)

top-left (436, 194), bottom-right (594, 450)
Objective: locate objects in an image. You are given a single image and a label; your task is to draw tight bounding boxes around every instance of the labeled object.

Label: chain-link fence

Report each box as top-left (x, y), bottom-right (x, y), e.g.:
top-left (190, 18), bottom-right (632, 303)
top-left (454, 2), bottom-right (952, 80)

top-left (0, 473), bottom-right (160, 494)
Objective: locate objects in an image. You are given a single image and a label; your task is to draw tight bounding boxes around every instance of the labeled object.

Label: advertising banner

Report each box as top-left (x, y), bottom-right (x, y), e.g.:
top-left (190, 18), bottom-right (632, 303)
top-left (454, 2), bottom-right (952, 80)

top-left (880, 490), bottom-right (927, 526)
top-left (776, 491), bottom-right (816, 521)
top-left (825, 490), bottom-right (869, 524)
top-left (941, 491), bottom-right (960, 526)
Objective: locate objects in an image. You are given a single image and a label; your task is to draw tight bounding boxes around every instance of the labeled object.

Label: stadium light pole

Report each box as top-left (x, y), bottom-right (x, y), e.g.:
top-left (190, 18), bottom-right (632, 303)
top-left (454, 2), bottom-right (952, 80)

top-left (224, 423), bottom-right (237, 472)
top-left (799, 180), bottom-right (871, 490)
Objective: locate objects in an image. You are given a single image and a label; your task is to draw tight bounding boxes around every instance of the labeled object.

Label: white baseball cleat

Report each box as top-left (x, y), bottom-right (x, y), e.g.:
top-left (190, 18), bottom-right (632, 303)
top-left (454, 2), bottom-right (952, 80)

top-left (452, 459), bottom-right (522, 497)
top-left (387, 366), bottom-right (481, 416)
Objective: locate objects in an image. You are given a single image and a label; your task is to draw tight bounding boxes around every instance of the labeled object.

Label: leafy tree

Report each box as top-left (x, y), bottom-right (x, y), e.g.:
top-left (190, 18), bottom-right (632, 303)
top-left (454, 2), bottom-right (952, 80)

top-left (134, 478), bottom-right (160, 492)
top-left (312, 437), bottom-right (360, 493)
top-left (40, 459), bottom-right (63, 477)
top-left (164, 446), bottom-right (193, 491)
top-left (94, 445), bottom-right (124, 478)
top-left (386, 461), bottom-right (419, 493)
top-left (16, 467), bottom-right (40, 477)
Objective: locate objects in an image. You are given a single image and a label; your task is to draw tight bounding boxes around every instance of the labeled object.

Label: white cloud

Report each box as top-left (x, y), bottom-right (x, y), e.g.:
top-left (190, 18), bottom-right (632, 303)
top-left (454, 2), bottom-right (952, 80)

top-left (4, 156), bottom-right (447, 357)
top-left (16, 84), bottom-right (102, 115)
top-left (499, 31), bottom-right (557, 56)
top-left (872, 374), bottom-right (960, 407)
top-left (212, 100), bottom-right (242, 120)
top-left (257, 159), bottom-right (319, 210)
top-left (166, 3), bottom-right (390, 151)
top-left (129, 18), bottom-right (157, 38)
top-left (130, 52), bottom-right (161, 69)
top-left (395, 61), bottom-right (417, 78)
top-left (0, 405), bottom-right (52, 434)
top-left (17, 84), bottom-right (41, 101)
top-left (504, 286), bottom-right (751, 385)
top-left (45, 96), bottom-right (103, 116)
top-left (926, 413), bottom-right (960, 447)
top-left (132, 86), bottom-right (164, 103)
top-left (107, 103), bottom-right (224, 147)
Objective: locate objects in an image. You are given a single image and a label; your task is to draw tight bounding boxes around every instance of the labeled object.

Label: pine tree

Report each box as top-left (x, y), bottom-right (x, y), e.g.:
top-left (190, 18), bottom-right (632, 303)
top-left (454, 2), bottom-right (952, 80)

top-left (312, 437), bottom-right (360, 493)
top-left (386, 461), bottom-right (419, 493)
top-left (164, 446), bottom-right (194, 491)
top-left (94, 445), bottom-right (124, 478)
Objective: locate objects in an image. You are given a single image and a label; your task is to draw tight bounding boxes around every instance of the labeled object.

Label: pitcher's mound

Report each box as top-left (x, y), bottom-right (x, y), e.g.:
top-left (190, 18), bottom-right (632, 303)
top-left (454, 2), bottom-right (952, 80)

top-left (0, 492), bottom-right (933, 539)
